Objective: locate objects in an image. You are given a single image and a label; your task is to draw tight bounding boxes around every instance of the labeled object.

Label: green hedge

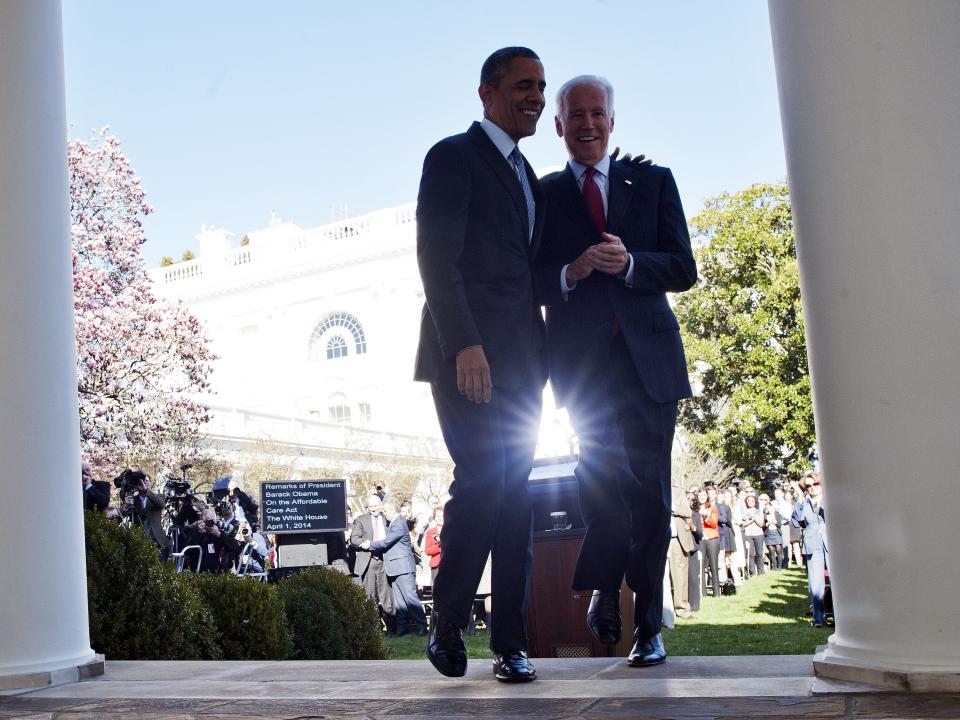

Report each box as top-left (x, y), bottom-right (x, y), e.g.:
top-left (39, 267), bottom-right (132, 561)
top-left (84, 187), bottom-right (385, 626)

top-left (193, 572), bottom-right (290, 660)
top-left (84, 512), bottom-right (387, 660)
top-left (84, 511), bottom-right (219, 659)
top-left (277, 567), bottom-right (387, 660)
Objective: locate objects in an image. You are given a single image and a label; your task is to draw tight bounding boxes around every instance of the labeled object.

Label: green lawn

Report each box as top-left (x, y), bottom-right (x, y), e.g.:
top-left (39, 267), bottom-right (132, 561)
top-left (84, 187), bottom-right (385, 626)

top-left (668, 566), bottom-right (833, 655)
top-left (384, 566), bottom-right (833, 659)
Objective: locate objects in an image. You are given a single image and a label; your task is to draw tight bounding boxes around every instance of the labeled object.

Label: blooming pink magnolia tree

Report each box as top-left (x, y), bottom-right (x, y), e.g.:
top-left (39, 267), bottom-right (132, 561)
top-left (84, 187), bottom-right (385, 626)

top-left (70, 131), bottom-right (215, 475)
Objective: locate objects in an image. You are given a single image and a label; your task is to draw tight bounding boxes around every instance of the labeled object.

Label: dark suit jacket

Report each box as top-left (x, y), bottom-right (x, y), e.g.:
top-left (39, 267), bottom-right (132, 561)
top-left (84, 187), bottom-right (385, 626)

top-left (414, 121), bottom-right (547, 391)
top-left (83, 480), bottom-right (111, 512)
top-left (183, 523), bottom-right (241, 573)
top-left (370, 515), bottom-right (417, 577)
top-left (535, 161), bottom-right (697, 408)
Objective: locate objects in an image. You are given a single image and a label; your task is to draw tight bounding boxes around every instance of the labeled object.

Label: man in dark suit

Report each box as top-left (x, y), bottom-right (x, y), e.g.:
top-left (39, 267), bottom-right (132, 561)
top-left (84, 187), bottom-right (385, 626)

top-left (81, 460), bottom-right (111, 513)
top-left (414, 46), bottom-right (548, 681)
top-left (350, 494), bottom-right (396, 634)
top-left (362, 498), bottom-right (428, 636)
top-left (535, 75), bottom-right (697, 667)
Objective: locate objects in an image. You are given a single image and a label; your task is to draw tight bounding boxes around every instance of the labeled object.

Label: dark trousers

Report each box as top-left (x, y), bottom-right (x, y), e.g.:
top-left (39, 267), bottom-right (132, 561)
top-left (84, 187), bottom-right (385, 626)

top-left (767, 543), bottom-right (783, 570)
top-left (687, 549), bottom-right (701, 611)
top-left (702, 537), bottom-right (721, 597)
top-left (389, 572), bottom-right (427, 634)
top-left (567, 335), bottom-right (678, 640)
top-left (430, 378), bottom-right (541, 654)
top-left (745, 535), bottom-right (766, 576)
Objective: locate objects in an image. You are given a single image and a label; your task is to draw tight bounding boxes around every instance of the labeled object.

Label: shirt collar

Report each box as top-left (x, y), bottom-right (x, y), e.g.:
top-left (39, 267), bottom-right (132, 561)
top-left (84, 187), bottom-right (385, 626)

top-left (480, 117), bottom-right (518, 161)
top-left (569, 153), bottom-right (611, 181)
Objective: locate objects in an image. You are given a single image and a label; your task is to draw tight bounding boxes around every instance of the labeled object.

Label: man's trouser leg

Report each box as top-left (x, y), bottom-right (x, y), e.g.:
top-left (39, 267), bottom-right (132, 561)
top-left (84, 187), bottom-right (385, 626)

top-left (430, 379), bottom-right (541, 654)
top-left (668, 538), bottom-right (689, 612)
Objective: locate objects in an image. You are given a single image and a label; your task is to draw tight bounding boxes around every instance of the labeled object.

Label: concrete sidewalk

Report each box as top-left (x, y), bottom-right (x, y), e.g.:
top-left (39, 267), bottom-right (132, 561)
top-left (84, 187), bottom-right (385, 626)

top-left (1, 655), bottom-right (958, 719)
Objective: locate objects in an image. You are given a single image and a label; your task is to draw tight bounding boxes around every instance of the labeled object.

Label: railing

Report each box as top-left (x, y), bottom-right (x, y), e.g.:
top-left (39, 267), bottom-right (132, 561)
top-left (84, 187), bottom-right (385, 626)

top-left (150, 203), bottom-right (416, 287)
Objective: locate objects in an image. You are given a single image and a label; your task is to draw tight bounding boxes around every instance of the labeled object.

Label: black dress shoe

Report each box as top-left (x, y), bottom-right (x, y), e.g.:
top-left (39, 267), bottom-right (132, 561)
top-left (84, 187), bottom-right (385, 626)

top-left (416, 627), bottom-right (428, 637)
top-left (493, 649), bottom-right (536, 682)
top-left (427, 612), bottom-right (467, 677)
top-left (587, 590), bottom-right (621, 645)
top-left (627, 630), bottom-right (666, 667)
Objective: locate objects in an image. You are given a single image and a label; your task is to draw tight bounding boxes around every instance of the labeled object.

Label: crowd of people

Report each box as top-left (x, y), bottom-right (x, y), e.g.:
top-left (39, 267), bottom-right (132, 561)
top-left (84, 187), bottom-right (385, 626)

top-left (668, 470), bottom-right (830, 627)
top-left (82, 461), bottom-right (270, 577)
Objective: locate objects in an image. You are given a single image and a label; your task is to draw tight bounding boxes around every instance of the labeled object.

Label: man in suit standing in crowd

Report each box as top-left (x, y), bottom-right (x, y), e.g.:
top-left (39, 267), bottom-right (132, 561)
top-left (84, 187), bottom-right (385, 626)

top-left (351, 494), bottom-right (396, 634)
top-left (414, 46), bottom-right (548, 681)
top-left (669, 480), bottom-right (696, 619)
top-left (535, 75), bottom-right (697, 667)
top-left (361, 498), bottom-right (428, 636)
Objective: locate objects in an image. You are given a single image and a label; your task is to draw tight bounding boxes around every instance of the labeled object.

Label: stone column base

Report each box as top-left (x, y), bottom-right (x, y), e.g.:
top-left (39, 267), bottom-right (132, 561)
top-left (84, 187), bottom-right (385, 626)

top-left (0, 655), bottom-right (104, 694)
top-left (814, 646), bottom-right (960, 693)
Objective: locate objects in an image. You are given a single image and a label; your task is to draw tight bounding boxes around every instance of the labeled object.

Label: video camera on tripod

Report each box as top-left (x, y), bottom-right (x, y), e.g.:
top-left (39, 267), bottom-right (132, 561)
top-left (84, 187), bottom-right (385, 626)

top-left (112, 468), bottom-right (148, 520)
top-left (162, 463), bottom-right (206, 528)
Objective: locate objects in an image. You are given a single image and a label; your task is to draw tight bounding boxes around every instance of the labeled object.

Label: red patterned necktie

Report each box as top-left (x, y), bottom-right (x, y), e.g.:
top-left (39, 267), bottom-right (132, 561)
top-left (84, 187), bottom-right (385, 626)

top-left (582, 167), bottom-right (606, 234)
top-left (583, 167), bottom-right (619, 336)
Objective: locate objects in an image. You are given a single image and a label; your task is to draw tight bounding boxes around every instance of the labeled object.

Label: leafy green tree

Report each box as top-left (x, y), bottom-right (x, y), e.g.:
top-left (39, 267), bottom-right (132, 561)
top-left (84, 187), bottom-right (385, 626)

top-left (675, 182), bottom-right (814, 479)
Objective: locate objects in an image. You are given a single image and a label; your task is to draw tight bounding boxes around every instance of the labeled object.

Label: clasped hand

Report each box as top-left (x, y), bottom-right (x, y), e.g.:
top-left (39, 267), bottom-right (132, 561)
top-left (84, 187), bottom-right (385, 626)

top-left (566, 233), bottom-right (630, 284)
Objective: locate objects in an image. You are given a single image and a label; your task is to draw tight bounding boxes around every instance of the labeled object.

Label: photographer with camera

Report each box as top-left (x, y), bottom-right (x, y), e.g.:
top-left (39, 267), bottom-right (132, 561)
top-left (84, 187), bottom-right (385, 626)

top-left (215, 499), bottom-right (240, 537)
top-left (230, 486), bottom-right (259, 526)
top-left (116, 469), bottom-right (168, 554)
top-left (237, 522), bottom-right (269, 574)
top-left (182, 507), bottom-right (242, 573)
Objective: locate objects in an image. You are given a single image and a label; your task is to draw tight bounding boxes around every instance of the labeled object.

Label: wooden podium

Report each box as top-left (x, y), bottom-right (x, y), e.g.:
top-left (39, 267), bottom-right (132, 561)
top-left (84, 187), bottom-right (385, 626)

top-left (526, 529), bottom-right (634, 658)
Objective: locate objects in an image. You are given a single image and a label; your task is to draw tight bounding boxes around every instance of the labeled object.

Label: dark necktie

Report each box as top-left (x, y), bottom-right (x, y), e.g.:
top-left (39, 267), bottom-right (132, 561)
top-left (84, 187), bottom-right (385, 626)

top-left (509, 147), bottom-right (536, 242)
top-left (582, 166), bottom-right (606, 234)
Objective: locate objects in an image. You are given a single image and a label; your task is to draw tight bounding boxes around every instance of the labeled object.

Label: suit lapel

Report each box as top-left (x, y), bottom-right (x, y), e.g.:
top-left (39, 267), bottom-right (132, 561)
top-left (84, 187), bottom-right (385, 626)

top-left (606, 160), bottom-right (636, 234)
top-left (467, 122), bottom-right (530, 240)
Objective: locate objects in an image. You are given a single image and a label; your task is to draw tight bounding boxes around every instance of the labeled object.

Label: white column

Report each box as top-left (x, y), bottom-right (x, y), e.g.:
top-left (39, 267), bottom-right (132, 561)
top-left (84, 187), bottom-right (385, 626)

top-left (768, 1), bottom-right (960, 691)
top-left (0, 0), bottom-right (98, 681)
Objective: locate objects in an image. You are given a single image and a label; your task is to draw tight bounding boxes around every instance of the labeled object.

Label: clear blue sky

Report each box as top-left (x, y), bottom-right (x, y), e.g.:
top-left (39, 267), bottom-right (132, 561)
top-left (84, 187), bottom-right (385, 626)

top-left (62, 1), bottom-right (786, 266)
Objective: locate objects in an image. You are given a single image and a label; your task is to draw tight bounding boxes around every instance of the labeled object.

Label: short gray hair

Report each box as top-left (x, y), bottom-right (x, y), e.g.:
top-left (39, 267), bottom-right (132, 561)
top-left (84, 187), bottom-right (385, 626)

top-left (556, 75), bottom-right (615, 117)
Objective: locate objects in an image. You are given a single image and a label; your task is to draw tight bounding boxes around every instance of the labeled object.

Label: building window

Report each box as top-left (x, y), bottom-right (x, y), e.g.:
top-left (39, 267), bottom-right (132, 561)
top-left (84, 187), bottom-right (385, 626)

top-left (326, 334), bottom-right (348, 360)
top-left (358, 402), bottom-right (371, 423)
top-left (308, 312), bottom-right (367, 362)
top-left (329, 404), bottom-right (351, 424)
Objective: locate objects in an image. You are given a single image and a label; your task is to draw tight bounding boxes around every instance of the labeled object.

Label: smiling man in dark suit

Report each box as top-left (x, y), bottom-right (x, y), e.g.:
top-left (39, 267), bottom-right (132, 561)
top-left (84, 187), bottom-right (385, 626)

top-left (535, 75), bottom-right (697, 667)
top-left (414, 46), bottom-right (548, 682)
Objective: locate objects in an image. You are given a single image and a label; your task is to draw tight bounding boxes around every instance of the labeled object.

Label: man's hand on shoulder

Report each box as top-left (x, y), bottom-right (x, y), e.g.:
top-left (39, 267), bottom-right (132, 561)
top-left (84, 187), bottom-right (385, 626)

top-left (456, 345), bottom-right (492, 404)
top-left (610, 146), bottom-right (654, 166)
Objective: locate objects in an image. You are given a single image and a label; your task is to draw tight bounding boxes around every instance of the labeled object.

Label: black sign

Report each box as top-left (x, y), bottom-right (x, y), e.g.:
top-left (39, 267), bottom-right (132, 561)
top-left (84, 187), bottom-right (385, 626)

top-left (260, 480), bottom-right (347, 534)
